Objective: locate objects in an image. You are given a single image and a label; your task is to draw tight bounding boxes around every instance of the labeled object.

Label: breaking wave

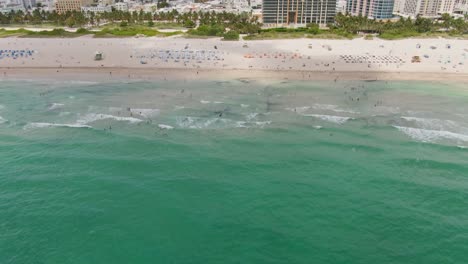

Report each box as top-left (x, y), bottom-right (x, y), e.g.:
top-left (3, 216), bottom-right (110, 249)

top-left (158, 124), bottom-right (174, 130)
top-left (303, 114), bottom-right (352, 124)
top-left (24, 122), bottom-right (91, 129)
top-left (77, 113), bottom-right (143, 124)
top-left (401, 116), bottom-right (465, 132)
top-left (176, 116), bottom-right (271, 129)
top-left (312, 104), bottom-right (359, 114)
top-left (48, 103), bottom-right (64, 110)
top-left (394, 126), bottom-right (468, 143)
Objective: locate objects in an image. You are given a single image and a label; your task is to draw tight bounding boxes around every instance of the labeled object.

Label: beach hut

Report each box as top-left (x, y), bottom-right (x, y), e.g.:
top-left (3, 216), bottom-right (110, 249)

top-left (411, 56), bottom-right (421, 63)
top-left (94, 52), bottom-right (103, 61)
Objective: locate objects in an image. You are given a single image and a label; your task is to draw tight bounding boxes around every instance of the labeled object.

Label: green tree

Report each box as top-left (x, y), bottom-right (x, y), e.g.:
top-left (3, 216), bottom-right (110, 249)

top-left (65, 16), bottom-right (75, 28)
top-left (223, 30), bottom-right (239, 40)
top-left (414, 15), bottom-right (432, 33)
top-left (440, 13), bottom-right (452, 29)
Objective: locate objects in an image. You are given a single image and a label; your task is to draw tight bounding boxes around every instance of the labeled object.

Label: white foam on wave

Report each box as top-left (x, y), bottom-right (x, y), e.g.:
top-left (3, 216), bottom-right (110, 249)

top-left (176, 116), bottom-right (271, 129)
top-left (200, 100), bottom-right (211, 104)
top-left (394, 126), bottom-right (468, 143)
top-left (254, 121), bottom-right (272, 126)
top-left (158, 124), bottom-right (174, 130)
top-left (131, 108), bottom-right (160, 118)
top-left (314, 126), bottom-right (323, 129)
top-left (0, 105), bottom-right (5, 110)
top-left (241, 104), bottom-right (249, 108)
top-left (312, 104), bottom-right (359, 114)
top-left (24, 122), bottom-right (91, 129)
top-left (303, 114), bottom-right (352, 124)
top-left (48, 103), bottom-right (64, 110)
top-left (77, 113), bottom-right (142, 124)
top-left (401, 116), bottom-right (463, 131)
top-left (177, 116), bottom-right (226, 129)
top-left (236, 120), bottom-right (272, 128)
top-left (0, 116), bottom-right (7, 124)
top-left (236, 121), bottom-right (248, 128)
top-left (246, 113), bottom-right (258, 121)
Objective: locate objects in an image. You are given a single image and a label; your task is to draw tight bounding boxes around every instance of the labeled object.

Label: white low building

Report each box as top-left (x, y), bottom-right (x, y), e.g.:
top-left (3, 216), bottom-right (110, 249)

top-left (0, 3), bottom-right (25, 13)
top-left (128, 3), bottom-right (157, 12)
top-left (454, 0), bottom-right (468, 15)
top-left (81, 4), bottom-right (112, 13)
top-left (114, 2), bottom-right (128, 11)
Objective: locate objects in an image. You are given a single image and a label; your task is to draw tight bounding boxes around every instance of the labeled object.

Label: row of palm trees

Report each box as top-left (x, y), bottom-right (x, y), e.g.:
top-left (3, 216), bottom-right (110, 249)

top-left (334, 13), bottom-right (468, 35)
top-left (0, 9), bottom-right (261, 32)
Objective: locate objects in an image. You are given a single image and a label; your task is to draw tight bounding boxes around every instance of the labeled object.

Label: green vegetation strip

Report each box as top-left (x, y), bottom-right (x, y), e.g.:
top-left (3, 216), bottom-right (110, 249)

top-left (0, 27), bottom-right (182, 38)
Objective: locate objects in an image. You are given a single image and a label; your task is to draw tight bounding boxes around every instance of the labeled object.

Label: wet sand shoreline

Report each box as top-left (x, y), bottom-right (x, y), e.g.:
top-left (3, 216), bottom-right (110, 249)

top-left (2, 67), bottom-right (468, 83)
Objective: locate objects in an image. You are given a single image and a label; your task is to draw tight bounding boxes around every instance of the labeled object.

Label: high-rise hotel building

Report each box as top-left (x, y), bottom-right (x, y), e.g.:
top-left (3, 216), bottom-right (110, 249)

top-left (262, 0), bottom-right (337, 26)
top-left (346, 0), bottom-right (396, 19)
top-left (393, 0), bottom-right (457, 17)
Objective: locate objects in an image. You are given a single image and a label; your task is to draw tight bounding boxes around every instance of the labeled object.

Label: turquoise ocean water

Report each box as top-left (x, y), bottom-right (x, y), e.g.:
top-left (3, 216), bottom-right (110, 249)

top-left (1, 79), bottom-right (468, 263)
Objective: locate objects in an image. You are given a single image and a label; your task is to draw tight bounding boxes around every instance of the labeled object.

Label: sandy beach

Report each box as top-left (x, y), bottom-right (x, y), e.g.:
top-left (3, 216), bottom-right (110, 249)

top-left (0, 36), bottom-right (467, 81)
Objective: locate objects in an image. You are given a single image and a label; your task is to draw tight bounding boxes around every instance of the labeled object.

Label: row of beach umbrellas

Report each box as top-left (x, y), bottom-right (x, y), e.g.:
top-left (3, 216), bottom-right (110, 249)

top-left (0, 49), bottom-right (35, 59)
top-left (134, 49), bottom-right (225, 62)
top-left (340, 55), bottom-right (404, 64)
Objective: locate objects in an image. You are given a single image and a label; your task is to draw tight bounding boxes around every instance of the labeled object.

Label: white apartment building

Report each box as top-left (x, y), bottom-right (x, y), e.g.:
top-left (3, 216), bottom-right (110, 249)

top-left (114, 1), bottom-right (128, 11)
top-left (393, 0), bottom-right (457, 17)
top-left (0, 3), bottom-right (25, 13)
top-left (439, 0), bottom-right (456, 13)
top-left (453, 0), bottom-right (467, 14)
top-left (393, 0), bottom-right (405, 13)
top-left (336, 0), bottom-right (347, 13)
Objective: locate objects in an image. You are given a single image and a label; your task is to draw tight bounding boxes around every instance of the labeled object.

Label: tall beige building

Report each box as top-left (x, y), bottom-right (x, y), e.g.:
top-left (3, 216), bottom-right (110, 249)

top-left (55, 0), bottom-right (93, 13)
top-left (262, 0), bottom-right (337, 26)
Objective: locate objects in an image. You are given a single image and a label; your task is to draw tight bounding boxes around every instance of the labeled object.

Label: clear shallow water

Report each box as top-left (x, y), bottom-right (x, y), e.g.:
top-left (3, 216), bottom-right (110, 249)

top-left (1, 79), bottom-right (468, 263)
